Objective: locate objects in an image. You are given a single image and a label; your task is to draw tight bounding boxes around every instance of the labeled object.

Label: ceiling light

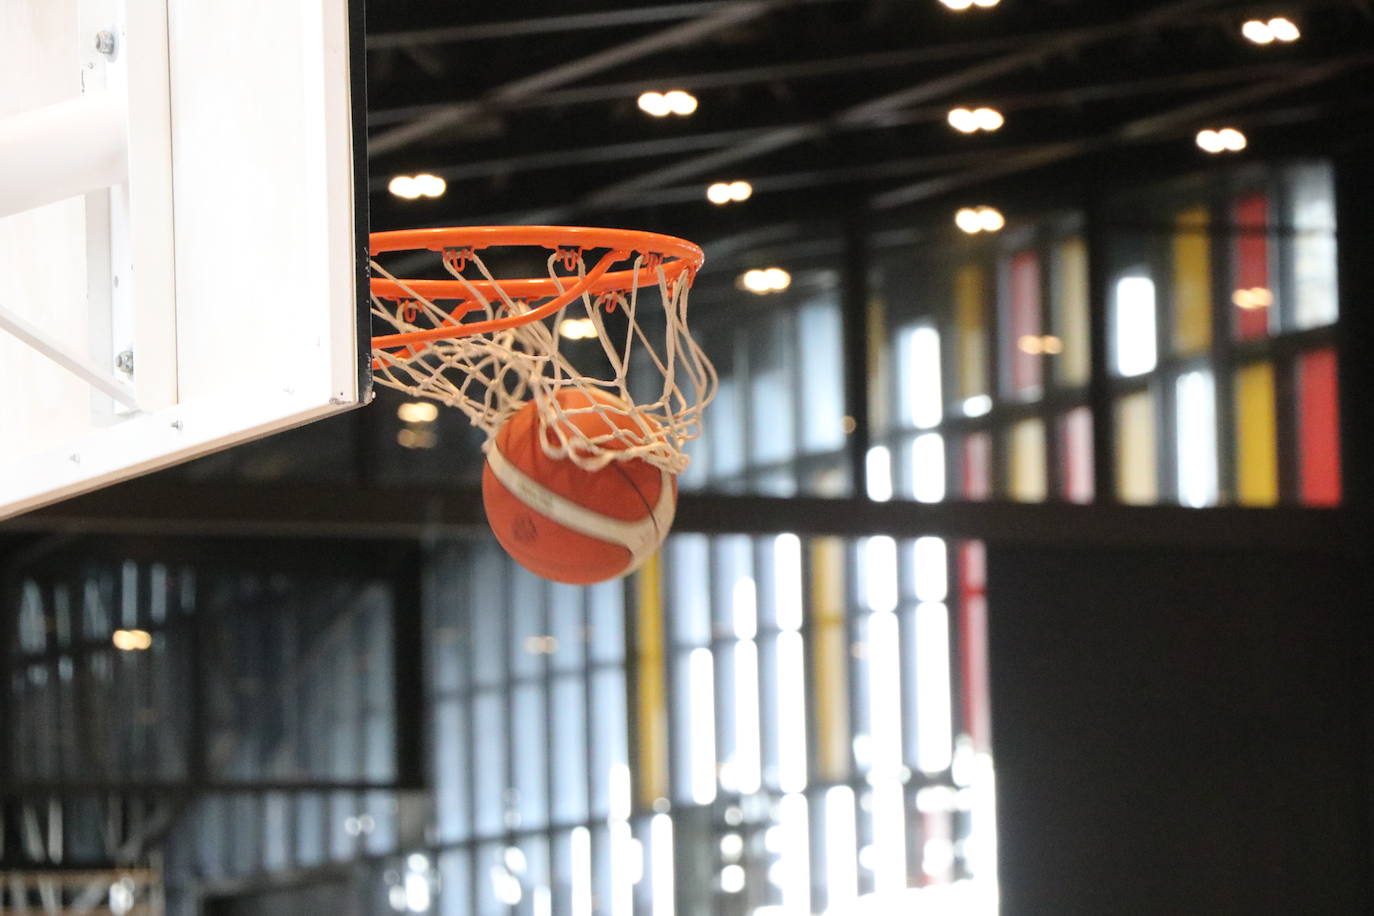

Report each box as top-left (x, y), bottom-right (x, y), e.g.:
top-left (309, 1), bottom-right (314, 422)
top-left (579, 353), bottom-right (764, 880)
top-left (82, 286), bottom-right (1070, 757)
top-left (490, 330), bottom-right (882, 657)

top-left (971, 0), bottom-right (1000, 8)
top-left (1232, 287), bottom-right (1273, 310)
top-left (411, 173), bottom-right (446, 198)
top-left (112, 629), bottom-right (152, 651)
top-left (1195, 129), bottom-right (1225, 153)
top-left (947, 108), bottom-right (978, 133)
top-left (955, 206), bottom-right (1004, 233)
top-left (388, 175), bottom-right (420, 199)
top-left (740, 268), bottom-right (791, 294)
top-left (940, 0), bottom-right (974, 8)
top-left (1267, 16), bottom-right (1300, 42)
top-left (637, 91), bottom-right (671, 117)
top-left (558, 317), bottom-right (598, 340)
top-left (955, 208), bottom-right (983, 234)
top-left (396, 401), bottom-right (439, 423)
top-left (973, 107), bottom-right (1004, 130)
top-left (388, 174), bottom-right (445, 199)
top-left (663, 89), bottom-right (699, 115)
top-left (977, 207), bottom-right (1004, 231)
top-left (1241, 19), bottom-right (1274, 43)
top-left (1217, 127), bottom-right (1247, 151)
top-left (706, 182), bottom-right (733, 205)
top-left (727, 180), bottom-right (752, 201)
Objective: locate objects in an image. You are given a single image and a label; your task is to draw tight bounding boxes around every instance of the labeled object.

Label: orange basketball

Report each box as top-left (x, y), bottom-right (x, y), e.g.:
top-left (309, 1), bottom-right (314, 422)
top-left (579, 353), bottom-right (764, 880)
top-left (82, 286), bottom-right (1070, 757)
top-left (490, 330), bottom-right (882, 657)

top-left (482, 389), bottom-right (677, 585)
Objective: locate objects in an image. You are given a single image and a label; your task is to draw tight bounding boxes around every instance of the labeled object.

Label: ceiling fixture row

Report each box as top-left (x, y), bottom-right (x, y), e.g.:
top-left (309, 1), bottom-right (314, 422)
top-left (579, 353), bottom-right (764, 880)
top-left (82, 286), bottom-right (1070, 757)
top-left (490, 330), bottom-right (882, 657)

top-left (638, 90), bottom-right (698, 117)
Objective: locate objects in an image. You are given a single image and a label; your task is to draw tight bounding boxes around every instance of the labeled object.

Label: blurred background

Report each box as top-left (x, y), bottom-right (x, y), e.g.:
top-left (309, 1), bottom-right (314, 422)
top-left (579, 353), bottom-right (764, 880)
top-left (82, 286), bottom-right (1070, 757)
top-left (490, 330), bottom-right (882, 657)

top-left (5, 1), bottom-right (1374, 913)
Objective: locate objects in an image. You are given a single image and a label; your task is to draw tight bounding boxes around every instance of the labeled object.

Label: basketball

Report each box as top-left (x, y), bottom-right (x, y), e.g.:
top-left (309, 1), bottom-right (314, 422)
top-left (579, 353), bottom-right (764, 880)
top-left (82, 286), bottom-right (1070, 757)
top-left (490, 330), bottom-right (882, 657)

top-left (482, 388), bottom-right (677, 585)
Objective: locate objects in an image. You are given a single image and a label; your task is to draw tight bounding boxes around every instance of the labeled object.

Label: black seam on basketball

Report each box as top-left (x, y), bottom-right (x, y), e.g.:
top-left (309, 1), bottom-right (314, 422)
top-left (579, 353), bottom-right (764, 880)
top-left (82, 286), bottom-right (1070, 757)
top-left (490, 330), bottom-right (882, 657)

top-left (611, 462), bottom-right (660, 539)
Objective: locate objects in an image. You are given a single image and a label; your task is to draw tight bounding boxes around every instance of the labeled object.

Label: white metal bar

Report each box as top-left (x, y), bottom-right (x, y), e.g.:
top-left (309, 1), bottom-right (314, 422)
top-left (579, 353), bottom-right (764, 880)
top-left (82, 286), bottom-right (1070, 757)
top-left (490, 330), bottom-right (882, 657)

top-left (0, 302), bottom-right (138, 408)
top-left (0, 92), bottom-right (129, 219)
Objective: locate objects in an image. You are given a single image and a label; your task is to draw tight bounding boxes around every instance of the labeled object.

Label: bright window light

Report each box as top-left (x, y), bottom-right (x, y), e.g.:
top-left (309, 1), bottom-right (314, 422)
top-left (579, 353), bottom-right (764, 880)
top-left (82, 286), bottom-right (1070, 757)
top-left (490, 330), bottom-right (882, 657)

top-left (687, 649), bottom-right (718, 805)
top-left (864, 536), bottom-right (899, 613)
top-left (866, 446), bottom-right (893, 501)
top-left (720, 864), bottom-right (746, 894)
top-left (775, 793), bottom-right (812, 912)
top-left (773, 534), bottom-right (803, 631)
top-left (824, 786), bottom-right (859, 907)
top-left (1113, 275), bottom-right (1157, 376)
top-left (403, 871), bottom-right (431, 912)
top-left (912, 537), bottom-right (948, 602)
top-left (911, 433), bottom-right (946, 503)
top-left (871, 778), bottom-right (908, 894)
top-left (868, 611), bottom-right (904, 778)
top-left (609, 822), bottom-right (639, 915)
top-left (734, 640), bottom-right (762, 794)
top-left (732, 577), bottom-right (757, 640)
top-left (1175, 371), bottom-right (1218, 508)
top-left (777, 632), bottom-right (808, 792)
top-left (570, 827), bottom-right (593, 916)
top-left (650, 814), bottom-right (675, 916)
top-left (915, 602), bottom-right (954, 774)
top-left (906, 326), bottom-right (943, 429)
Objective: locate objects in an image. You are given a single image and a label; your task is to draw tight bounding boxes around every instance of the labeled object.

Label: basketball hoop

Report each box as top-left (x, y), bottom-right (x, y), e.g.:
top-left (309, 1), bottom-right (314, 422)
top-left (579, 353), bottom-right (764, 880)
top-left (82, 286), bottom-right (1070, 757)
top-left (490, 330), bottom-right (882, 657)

top-left (369, 226), bottom-right (716, 475)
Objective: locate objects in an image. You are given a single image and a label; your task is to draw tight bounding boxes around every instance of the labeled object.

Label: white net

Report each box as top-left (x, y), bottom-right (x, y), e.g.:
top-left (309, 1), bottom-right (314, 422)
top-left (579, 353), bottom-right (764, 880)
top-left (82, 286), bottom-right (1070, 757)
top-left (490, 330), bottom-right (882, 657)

top-left (370, 233), bottom-right (716, 474)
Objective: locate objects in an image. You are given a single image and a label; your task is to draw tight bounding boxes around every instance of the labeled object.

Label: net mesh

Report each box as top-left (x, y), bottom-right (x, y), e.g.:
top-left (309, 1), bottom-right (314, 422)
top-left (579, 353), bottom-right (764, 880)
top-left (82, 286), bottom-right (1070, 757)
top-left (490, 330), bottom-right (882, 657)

top-left (370, 238), bottom-right (716, 474)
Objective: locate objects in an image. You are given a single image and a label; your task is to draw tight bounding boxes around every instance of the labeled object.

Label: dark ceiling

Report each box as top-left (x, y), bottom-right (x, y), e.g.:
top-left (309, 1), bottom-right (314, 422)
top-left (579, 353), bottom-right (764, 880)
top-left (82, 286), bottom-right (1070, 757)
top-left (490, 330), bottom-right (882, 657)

top-left (363, 0), bottom-right (1374, 260)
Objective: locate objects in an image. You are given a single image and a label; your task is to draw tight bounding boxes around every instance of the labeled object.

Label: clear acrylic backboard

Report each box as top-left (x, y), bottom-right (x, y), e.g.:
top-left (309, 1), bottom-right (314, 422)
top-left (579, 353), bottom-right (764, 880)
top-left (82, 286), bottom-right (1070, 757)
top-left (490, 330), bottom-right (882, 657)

top-left (0, 0), bottom-right (370, 519)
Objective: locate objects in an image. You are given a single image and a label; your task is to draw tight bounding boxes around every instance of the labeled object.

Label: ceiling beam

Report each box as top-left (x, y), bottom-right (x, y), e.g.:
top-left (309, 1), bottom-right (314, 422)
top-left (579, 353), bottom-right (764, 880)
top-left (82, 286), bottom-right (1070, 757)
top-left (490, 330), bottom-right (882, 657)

top-left (368, 0), bottom-right (829, 157)
top-left (367, 0), bottom-right (849, 49)
top-left (870, 51), bottom-right (1374, 209)
top-left (509, 0), bottom-right (1247, 222)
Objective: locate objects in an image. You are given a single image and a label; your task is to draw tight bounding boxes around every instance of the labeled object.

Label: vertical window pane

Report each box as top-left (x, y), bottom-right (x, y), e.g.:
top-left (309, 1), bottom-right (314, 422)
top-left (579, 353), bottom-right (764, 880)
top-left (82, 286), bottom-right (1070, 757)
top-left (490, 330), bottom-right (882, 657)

top-left (811, 538), bottom-right (850, 782)
top-left (901, 325), bottom-right (942, 429)
top-left (512, 684), bottom-right (547, 830)
top-left (799, 297), bottom-right (846, 452)
top-left (910, 433), bottom-right (946, 503)
top-left (1235, 362), bottom-right (1279, 506)
top-left (956, 264), bottom-right (989, 400)
top-left (1008, 419), bottom-right (1047, 503)
top-left (1052, 238), bottom-right (1090, 387)
top-left (472, 693), bottom-right (507, 836)
top-left (749, 314), bottom-right (796, 466)
top-left (1171, 207), bottom-right (1212, 355)
top-left (1005, 252), bottom-right (1043, 398)
top-left (589, 669), bottom-right (628, 819)
top-left (962, 431), bottom-right (991, 501)
top-left (551, 675), bottom-right (588, 824)
top-left (1113, 275), bottom-right (1157, 377)
top-left (1288, 163), bottom-right (1339, 329)
top-left (1298, 348), bottom-right (1341, 506)
top-left (1059, 407), bottom-right (1094, 504)
top-left (1116, 391), bottom-right (1158, 504)
top-left (435, 697), bottom-right (469, 842)
top-left (1175, 370), bottom-right (1219, 507)
top-left (1233, 193), bottom-right (1273, 341)
top-left (710, 378), bottom-right (743, 479)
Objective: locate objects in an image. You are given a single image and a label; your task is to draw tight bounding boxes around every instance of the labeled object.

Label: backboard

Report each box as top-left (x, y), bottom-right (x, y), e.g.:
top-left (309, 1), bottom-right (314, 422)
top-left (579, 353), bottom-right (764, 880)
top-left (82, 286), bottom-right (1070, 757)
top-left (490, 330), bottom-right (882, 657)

top-left (0, 0), bottom-right (370, 519)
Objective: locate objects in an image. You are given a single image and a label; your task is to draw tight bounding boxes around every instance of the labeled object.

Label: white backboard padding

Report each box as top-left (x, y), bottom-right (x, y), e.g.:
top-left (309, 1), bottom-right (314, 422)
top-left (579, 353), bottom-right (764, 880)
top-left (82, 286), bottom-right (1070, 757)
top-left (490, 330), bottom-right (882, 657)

top-left (0, 0), bottom-right (369, 520)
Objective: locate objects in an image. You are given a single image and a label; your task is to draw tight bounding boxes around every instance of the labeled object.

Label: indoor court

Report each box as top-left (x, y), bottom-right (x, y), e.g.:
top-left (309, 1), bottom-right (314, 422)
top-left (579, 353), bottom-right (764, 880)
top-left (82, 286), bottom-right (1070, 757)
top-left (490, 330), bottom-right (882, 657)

top-left (2, 1), bottom-right (1373, 913)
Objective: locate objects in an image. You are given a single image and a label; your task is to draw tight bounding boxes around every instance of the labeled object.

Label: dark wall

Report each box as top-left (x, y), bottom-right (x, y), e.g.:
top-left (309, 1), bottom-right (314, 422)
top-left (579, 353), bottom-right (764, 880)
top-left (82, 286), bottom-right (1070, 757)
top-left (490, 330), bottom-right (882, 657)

top-left (203, 876), bottom-right (355, 916)
top-left (988, 542), bottom-right (1373, 915)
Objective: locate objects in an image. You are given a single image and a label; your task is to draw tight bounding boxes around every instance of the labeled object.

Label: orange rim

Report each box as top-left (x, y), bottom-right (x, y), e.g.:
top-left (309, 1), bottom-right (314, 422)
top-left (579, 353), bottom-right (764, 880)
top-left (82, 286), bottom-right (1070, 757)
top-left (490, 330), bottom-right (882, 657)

top-left (370, 226), bottom-right (703, 357)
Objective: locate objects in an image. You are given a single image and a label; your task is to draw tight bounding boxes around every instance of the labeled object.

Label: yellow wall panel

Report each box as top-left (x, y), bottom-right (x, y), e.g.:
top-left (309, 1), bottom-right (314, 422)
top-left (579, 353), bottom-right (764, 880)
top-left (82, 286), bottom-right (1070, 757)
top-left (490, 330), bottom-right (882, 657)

top-left (1116, 392), bottom-right (1158, 505)
top-left (810, 537), bottom-right (849, 782)
top-left (1235, 362), bottom-right (1279, 506)
top-left (1053, 238), bottom-right (1090, 386)
top-left (635, 553), bottom-right (669, 808)
top-left (1008, 418), bottom-right (1047, 502)
top-left (956, 264), bottom-right (988, 400)
top-left (1172, 207), bottom-right (1212, 354)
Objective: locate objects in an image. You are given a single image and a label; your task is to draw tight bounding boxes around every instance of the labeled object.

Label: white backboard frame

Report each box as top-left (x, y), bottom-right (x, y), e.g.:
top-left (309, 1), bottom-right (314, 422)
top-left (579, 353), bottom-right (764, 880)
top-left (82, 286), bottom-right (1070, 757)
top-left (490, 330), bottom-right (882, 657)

top-left (0, 0), bottom-right (371, 520)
